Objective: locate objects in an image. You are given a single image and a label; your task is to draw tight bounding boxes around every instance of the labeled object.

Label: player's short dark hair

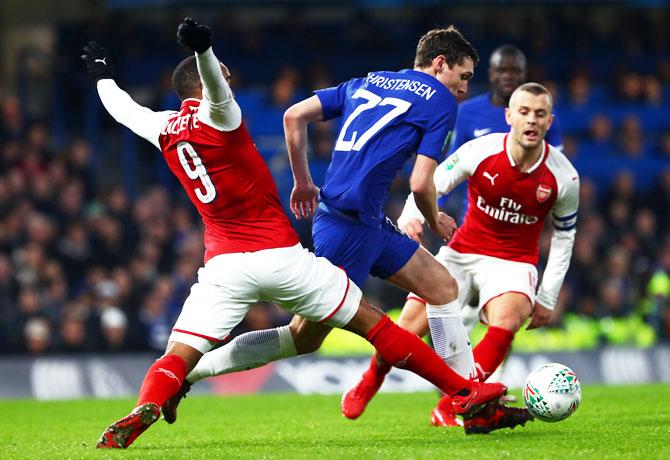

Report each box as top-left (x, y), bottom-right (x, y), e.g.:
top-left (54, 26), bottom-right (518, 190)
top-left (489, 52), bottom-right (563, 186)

top-left (489, 44), bottom-right (527, 68)
top-left (172, 56), bottom-right (202, 101)
top-left (414, 26), bottom-right (479, 69)
top-left (514, 82), bottom-right (553, 107)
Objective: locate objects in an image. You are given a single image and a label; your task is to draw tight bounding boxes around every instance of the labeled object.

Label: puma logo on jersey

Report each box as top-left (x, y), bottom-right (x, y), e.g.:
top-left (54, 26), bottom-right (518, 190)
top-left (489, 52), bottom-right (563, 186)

top-left (483, 171), bottom-right (499, 186)
top-left (473, 127), bottom-right (492, 137)
top-left (95, 58), bottom-right (107, 65)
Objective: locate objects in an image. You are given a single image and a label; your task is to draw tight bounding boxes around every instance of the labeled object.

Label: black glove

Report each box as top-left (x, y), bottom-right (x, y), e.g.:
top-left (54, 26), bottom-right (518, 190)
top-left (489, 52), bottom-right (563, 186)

top-left (80, 41), bottom-right (114, 82)
top-left (177, 17), bottom-right (212, 54)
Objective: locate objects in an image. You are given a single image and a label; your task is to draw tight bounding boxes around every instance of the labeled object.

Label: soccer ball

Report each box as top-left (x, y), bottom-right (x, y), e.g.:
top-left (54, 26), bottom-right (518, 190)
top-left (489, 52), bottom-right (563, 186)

top-left (523, 362), bottom-right (581, 422)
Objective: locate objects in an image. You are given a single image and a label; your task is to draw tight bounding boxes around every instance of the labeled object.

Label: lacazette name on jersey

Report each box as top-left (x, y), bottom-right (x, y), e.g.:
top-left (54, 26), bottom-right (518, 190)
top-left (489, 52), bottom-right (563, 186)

top-left (162, 105), bottom-right (200, 136)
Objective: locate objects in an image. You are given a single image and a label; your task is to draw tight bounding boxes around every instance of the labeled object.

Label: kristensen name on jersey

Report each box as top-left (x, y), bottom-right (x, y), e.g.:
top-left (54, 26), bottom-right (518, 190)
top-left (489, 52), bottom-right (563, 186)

top-left (365, 72), bottom-right (437, 101)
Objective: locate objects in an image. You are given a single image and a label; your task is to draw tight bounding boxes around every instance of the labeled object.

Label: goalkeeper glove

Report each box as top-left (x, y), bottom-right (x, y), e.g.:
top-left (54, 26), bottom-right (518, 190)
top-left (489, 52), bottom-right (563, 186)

top-left (81, 41), bottom-right (114, 82)
top-left (177, 17), bottom-right (212, 54)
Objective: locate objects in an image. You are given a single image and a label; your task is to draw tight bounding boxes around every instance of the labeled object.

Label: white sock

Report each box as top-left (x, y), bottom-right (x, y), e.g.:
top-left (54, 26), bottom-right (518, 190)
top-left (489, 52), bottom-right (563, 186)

top-left (187, 325), bottom-right (297, 383)
top-left (427, 300), bottom-right (477, 380)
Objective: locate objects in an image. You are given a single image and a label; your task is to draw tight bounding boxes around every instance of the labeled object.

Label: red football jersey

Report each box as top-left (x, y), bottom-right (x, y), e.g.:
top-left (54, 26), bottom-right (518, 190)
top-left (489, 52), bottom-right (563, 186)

top-left (442, 133), bottom-right (579, 265)
top-left (158, 99), bottom-right (298, 261)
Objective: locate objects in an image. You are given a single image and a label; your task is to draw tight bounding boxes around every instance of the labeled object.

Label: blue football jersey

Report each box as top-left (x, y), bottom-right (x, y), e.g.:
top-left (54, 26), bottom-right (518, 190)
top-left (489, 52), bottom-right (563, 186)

top-left (449, 92), bottom-right (563, 153)
top-left (315, 69), bottom-right (457, 228)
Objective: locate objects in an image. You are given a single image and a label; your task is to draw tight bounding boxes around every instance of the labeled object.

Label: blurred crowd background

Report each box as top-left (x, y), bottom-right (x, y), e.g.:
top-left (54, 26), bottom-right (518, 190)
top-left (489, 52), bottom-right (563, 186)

top-left (0, 2), bottom-right (669, 355)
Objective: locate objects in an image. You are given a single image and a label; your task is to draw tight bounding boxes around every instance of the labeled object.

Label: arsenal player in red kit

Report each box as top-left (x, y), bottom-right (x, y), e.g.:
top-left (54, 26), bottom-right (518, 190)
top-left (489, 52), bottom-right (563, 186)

top-left (83, 18), bottom-right (507, 448)
top-left (342, 83), bottom-right (580, 427)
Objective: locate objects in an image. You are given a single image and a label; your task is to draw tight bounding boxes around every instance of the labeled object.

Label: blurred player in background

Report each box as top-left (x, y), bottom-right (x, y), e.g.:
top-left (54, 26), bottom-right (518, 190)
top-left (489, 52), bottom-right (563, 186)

top-left (85, 18), bottom-right (507, 448)
top-left (182, 26), bottom-right (530, 434)
top-left (450, 44), bottom-right (563, 152)
top-left (342, 83), bottom-right (579, 427)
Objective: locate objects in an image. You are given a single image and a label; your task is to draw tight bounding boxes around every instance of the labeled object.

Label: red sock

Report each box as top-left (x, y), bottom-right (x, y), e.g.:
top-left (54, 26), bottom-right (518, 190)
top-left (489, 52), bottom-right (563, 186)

top-left (366, 316), bottom-right (470, 396)
top-left (473, 325), bottom-right (515, 380)
top-left (137, 354), bottom-right (188, 407)
top-left (367, 353), bottom-right (392, 379)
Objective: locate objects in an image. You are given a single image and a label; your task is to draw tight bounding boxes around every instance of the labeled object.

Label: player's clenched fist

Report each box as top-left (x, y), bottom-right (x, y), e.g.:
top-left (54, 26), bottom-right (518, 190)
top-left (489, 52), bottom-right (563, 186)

top-left (81, 41), bottom-right (114, 82)
top-left (177, 17), bottom-right (212, 54)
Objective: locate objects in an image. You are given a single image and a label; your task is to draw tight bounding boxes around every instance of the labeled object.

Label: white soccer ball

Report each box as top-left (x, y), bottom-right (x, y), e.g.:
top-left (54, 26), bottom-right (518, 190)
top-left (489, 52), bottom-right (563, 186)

top-left (523, 362), bottom-right (581, 422)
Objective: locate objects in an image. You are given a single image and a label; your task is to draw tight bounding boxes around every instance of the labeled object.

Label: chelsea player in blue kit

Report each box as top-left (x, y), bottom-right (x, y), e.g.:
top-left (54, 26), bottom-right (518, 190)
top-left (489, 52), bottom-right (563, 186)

top-left (283, 28), bottom-right (476, 381)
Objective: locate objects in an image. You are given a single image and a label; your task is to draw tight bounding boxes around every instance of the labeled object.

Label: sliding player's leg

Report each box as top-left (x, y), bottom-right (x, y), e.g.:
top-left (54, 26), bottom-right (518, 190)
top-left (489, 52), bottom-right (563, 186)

top-left (186, 315), bottom-right (329, 384)
top-left (97, 340), bottom-right (204, 449)
top-left (97, 252), bottom-right (256, 448)
top-left (341, 298), bottom-right (427, 419)
top-left (162, 315), bottom-right (331, 424)
top-left (169, 211), bottom-right (391, 423)
top-left (260, 243), bottom-right (507, 423)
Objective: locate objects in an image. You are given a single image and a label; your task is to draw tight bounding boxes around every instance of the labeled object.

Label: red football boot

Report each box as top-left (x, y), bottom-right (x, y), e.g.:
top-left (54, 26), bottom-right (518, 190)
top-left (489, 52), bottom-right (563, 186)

top-left (463, 401), bottom-right (534, 435)
top-left (451, 381), bottom-right (507, 416)
top-left (341, 370), bottom-right (386, 420)
top-left (162, 380), bottom-right (191, 424)
top-left (96, 403), bottom-right (161, 449)
top-left (431, 407), bottom-right (462, 427)
top-left (430, 395), bottom-right (463, 427)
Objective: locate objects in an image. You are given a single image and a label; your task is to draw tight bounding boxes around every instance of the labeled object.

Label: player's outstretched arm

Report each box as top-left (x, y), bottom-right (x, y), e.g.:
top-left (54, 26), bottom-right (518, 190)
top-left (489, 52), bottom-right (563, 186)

top-left (284, 96), bottom-right (324, 219)
top-left (177, 17), bottom-right (241, 132)
top-left (81, 42), bottom-right (171, 149)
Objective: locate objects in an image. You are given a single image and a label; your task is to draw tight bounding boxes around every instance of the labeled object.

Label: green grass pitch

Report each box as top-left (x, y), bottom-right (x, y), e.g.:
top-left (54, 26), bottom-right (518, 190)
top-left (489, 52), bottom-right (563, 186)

top-left (1, 384), bottom-right (668, 459)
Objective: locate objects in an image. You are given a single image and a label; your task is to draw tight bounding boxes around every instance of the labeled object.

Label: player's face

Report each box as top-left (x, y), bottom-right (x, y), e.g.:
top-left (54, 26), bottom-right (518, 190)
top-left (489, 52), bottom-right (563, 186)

top-left (505, 91), bottom-right (554, 149)
top-left (438, 58), bottom-right (474, 97)
top-left (489, 55), bottom-right (526, 99)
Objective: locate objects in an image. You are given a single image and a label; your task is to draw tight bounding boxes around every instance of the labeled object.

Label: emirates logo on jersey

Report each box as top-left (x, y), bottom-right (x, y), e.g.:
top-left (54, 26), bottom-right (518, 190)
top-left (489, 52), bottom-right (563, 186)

top-left (476, 196), bottom-right (539, 225)
top-left (536, 185), bottom-right (552, 203)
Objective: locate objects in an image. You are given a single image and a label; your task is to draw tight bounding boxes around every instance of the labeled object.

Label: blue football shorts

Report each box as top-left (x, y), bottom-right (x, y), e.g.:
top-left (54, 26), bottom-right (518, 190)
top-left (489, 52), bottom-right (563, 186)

top-left (312, 204), bottom-right (420, 287)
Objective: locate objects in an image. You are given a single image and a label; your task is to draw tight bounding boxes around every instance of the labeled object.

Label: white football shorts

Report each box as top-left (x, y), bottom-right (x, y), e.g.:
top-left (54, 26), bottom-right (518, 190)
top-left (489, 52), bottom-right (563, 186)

top-left (169, 243), bottom-right (362, 353)
top-left (408, 246), bottom-right (537, 322)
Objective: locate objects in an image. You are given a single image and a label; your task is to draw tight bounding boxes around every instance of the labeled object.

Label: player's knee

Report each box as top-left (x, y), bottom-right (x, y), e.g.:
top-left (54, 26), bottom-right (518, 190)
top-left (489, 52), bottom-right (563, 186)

top-left (288, 318), bottom-right (327, 355)
top-left (485, 295), bottom-right (532, 332)
top-left (292, 334), bottom-right (323, 354)
top-left (444, 275), bottom-right (458, 300)
top-left (423, 273), bottom-right (458, 305)
top-left (487, 308), bottom-right (525, 332)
